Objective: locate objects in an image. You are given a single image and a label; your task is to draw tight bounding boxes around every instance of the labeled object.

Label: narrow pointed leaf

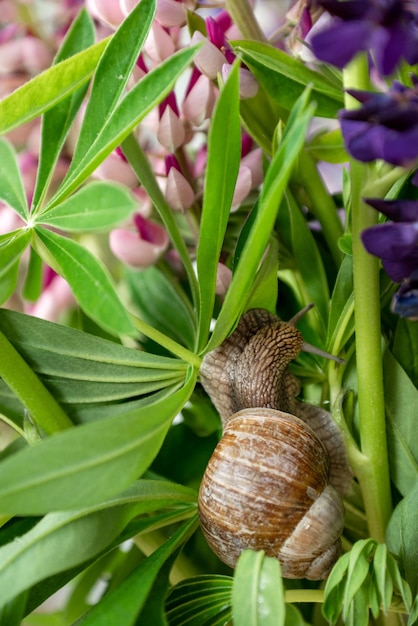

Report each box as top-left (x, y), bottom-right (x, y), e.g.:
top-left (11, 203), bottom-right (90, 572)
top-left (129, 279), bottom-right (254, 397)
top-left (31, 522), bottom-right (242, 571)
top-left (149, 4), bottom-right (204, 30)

top-left (68, 0), bottom-right (156, 178)
top-left (0, 39), bottom-right (109, 135)
top-left (32, 8), bottom-right (96, 210)
top-left (196, 62), bottom-right (241, 350)
top-left (34, 227), bottom-right (135, 336)
top-left (0, 139), bottom-right (29, 220)
top-left (50, 45), bottom-right (200, 206)
top-left (38, 182), bottom-right (136, 231)
top-left (0, 229), bottom-right (31, 304)
top-left (0, 373), bottom-right (196, 514)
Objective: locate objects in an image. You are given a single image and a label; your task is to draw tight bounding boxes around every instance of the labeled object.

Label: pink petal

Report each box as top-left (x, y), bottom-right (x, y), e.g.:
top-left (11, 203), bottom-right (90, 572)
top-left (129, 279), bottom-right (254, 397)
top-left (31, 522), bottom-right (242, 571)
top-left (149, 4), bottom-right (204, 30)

top-left (144, 21), bottom-right (176, 62)
top-left (232, 165), bottom-right (252, 209)
top-left (156, 0), bottom-right (187, 27)
top-left (86, 0), bottom-right (125, 27)
top-left (157, 105), bottom-right (185, 151)
top-left (191, 31), bottom-right (226, 80)
top-left (92, 151), bottom-right (138, 187)
top-left (221, 64), bottom-right (259, 99)
top-left (215, 263), bottom-right (232, 295)
top-left (165, 167), bottom-right (195, 211)
top-left (241, 148), bottom-right (263, 188)
top-left (182, 74), bottom-right (217, 126)
top-left (29, 276), bottom-right (75, 322)
top-left (109, 221), bottom-right (169, 268)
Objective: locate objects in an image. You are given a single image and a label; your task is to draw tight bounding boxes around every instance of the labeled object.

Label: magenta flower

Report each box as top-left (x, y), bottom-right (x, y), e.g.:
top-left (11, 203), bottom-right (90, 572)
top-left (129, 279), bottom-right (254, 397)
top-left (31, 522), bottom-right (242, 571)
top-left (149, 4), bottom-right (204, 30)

top-left (311, 0), bottom-right (418, 76)
top-left (338, 78), bottom-right (418, 166)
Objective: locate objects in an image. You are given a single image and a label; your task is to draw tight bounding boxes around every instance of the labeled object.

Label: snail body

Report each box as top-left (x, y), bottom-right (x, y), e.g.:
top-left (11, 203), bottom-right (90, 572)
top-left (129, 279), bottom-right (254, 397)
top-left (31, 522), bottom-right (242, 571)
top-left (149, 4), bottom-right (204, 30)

top-left (198, 308), bottom-right (351, 580)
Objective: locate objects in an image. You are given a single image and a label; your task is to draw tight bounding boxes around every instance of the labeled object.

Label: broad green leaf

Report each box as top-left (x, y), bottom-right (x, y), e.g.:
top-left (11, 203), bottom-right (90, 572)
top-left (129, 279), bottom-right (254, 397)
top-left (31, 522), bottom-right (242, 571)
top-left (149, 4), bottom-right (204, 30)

top-left (34, 226), bottom-right (136, 336)
top-left (232, 550), bottom-right (285, 626)
top-left (0, 139), bottom-right (28, 220)
top-left (32, 8), bottom-right (96, 210)
top-left (0, 480), bottom-right (197, 609)
top-left (307, 128), bottom-right (348, 164)
top-left (38, 182), bottom-right (136, 231)
top-left (387, 486), bottom-right (418, 598)
top-left (196, 62), bottom-right (241, 350)
top-left (0, 38), bottom-right (109, 136)
top-left (79, 516), bottom-right (198, 626)
top-left (0, 373), bottom-right (196, 514)
top-left (0, 229), bottom-right (31, 304)
top-left (50, 45), bottom-right (199, 206)
top-left (235, 41), bottom-right (343, 118)
top-left (206, 89), bottom-right (315, 351)
top-left (127, 266), bottom-right (196, 351)
top-left (68, 0), bottom-right (155, 179)
top-left (166, 575), bottom-right (233, 626)
top-left (383, 349), bottom-right (418, 496)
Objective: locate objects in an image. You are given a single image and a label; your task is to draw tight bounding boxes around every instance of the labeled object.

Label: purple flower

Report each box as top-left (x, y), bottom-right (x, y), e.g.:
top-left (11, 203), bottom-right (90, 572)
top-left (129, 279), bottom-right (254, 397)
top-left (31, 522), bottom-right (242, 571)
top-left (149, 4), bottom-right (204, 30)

top-left (311, 0), bottom-right (418, 76)
top-left (338, 78), bottom-right (418, 166)
top-left (361, 198), bottom-right (418, 282)
top-left (362, 197), bottom-right (418, 317)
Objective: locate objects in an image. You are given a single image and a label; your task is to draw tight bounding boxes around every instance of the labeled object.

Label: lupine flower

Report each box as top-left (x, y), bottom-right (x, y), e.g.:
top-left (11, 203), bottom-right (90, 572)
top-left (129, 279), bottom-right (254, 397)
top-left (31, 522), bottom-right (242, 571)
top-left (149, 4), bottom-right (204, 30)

top-left (109, 214), bottom-right (169, 268)
top-left (311, 0), bottom-right (418, 76)
top-left (361, 198), bottom-right (418, 282)
top-left (362, 197), bottom-right (418, 318)
top-left (339, 78), bottom-right (418, 166)
top-left (157, 94), bottom-right (185, 151)
top-left (164, 155), bottom-right (195, 211)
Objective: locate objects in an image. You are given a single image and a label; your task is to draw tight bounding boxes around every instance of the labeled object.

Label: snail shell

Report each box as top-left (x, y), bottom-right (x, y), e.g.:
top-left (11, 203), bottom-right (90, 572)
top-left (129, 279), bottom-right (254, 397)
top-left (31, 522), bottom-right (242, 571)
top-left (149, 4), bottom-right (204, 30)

top-left (198, 308), bottom-right (351, 579)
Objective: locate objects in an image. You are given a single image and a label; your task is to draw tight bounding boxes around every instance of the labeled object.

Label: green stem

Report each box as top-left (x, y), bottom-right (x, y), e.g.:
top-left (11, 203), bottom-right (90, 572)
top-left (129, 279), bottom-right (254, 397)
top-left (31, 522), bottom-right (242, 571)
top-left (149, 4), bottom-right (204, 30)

top-left (225, 0), bottom-right (267, 42)
top-left (343, 58), bottom-right (392, 543)
top-left (295, 150), bottom-right (344, 266)
top-left (131, 315), bottom-right (201, 368)
top-left (0, 330), bottom-right (73, 435)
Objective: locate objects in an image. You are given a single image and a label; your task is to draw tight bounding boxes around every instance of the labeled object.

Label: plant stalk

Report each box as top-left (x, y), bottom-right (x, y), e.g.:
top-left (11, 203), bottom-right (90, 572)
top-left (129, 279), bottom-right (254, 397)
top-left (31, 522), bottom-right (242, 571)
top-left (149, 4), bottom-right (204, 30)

top-left (343, 58), bottom-right (392, 543)
top-left (0, 330), bottom-right (73, 435)
top-left (225, 0), bottom-right (267, 42)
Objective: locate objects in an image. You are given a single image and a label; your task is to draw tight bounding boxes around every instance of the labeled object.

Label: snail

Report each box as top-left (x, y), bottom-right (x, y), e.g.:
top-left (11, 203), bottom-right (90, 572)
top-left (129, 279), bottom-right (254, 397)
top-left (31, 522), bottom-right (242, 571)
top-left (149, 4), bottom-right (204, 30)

top-left (198, 306), bottom-right (351, 580)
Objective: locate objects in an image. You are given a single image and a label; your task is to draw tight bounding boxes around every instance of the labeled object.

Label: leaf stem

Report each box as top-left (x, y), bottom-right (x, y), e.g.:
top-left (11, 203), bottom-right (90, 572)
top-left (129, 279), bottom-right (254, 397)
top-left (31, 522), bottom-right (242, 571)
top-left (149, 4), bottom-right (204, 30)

top-left (131, 315), bottom-right (201, 368)
top-left (0, 330), bottom-right (73, 434)
top-left (343, 58), bottom-right (392, 543)
top-left (225, 0), bottom-right (267, 42)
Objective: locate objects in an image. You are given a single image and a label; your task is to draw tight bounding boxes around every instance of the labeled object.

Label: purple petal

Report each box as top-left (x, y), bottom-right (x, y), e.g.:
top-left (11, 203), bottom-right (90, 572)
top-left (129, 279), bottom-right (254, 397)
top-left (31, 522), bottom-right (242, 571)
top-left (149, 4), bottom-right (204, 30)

top-left (318, 1), bottom-right (371, 20)
top-left (361, 222), bottom-right (418, 260)
top-left (384, 253), bottom-right (418, 282)
top-left (372, 23), bottom-right (406, 75)
top-left (381, 127), bottom-right (418, 166)
top-left (364, 199), bottom-right (418, 222)
top-left (392, 277), bottom-right (418, 318)
top-left (311, 21), bottom-right (372, 67)
top-left (340, 120), bottom-right (385, 162)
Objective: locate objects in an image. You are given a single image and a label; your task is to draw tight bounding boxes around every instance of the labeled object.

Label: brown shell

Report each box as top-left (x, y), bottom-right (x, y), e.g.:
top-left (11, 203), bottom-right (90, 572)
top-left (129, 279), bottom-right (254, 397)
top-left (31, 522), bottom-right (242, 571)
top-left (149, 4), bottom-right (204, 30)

top-left (198, 408), bottom-right (343, 578)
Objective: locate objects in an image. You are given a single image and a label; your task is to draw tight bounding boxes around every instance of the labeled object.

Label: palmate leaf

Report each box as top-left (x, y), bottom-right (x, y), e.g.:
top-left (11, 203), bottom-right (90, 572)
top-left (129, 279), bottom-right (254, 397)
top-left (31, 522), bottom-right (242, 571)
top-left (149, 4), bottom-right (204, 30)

top-left (0, 309), bottom-right (187, 425)
top-left (0, 229), bottom-right (32, 304)
top-left (32, 8), bottom-right (96, 210)
top-left (0, 370), bottom-right (196, 514)
top-left (166, 575), bottom-right (233, 625)
top-left (33, 226), bottom-right (136, 337)
top-left (0, 481), bottom-right (197, 609)
top-left (37, 181), bottom-right (137, 231)
top-left (0, 39), bottom-right (108, 136)
top-left (0, 139), bottom-right (29, 220)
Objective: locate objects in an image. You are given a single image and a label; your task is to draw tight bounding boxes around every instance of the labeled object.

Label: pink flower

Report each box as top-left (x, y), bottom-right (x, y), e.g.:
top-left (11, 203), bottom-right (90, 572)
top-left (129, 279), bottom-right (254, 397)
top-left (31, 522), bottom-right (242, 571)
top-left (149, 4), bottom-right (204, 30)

top-left (164, 155), bottom-right (195, 211)
top-left (215, 263), bottom-right (232, 295)
top-left (109, 214), bottom-right (169, 268)
top-left (28, 275), bottom-right (75, 323)
top-left (182, 73), bottom-right (217, 126)
top-left (144, 21), bottom-right (176, 62)
top-left (157, 104), bottom-right (185, 151)
top-left (86, 0), bottom-right (125, 27)
top-left (92, 150), bottom-right (138, 187)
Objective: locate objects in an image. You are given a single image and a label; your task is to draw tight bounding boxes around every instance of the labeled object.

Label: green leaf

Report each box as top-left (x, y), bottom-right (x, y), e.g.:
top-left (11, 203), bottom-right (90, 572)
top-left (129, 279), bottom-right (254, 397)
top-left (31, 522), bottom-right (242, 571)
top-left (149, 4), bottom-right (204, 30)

top-left (387, 485), bottom-right (418, 597)
top-left (0, 480), bottom-right (197, 608)
top-left (196, 62), bottom-right (241, 350)
top-left (34, 226), bottom-right (136, 337)
top-left (392, 317), bottom-right (418, 388)
top-left (232, 550), bottom-right (285, 626)
top-left (0, 39), bottom-right (109, 136)
top-left (307, 128), bottom-right (348, 164)
top-left (383, 349), bottom-right (418, 496)
top-left (38, 182), bottom-right (136, 231)
top-left (235, 41), bottom-right (343, 118)
top-left (166, 575), bottom-right (233, 626)
top-left (0, 229), bottom-right (31, 304)
top-left (323, 552), bottom-right (351, 624)
top-left (127, 266), bottom-right (196, 351)
top-left (206, 88), bottom-right (315, 351)
top-left (0, 139), bottom-right (29, 220)
top-left (78, 516), bottom-right (198, 626)
top-left (327, 255), bottom-right (354, 357)
top-left (50, 45), bottom-right (199, 205)
top-left (68, 0), bottom-right (155, 179)
top-left (0, 373), bottom-right (196, 514)
top-left (32, 8), bottom-right (95, 210)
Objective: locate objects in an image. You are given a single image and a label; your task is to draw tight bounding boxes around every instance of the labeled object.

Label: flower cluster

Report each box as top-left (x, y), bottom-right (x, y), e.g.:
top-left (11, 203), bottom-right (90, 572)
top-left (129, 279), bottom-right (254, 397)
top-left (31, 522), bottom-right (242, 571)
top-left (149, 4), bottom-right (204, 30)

top-left (309, 0), bottom-right (418, 318)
